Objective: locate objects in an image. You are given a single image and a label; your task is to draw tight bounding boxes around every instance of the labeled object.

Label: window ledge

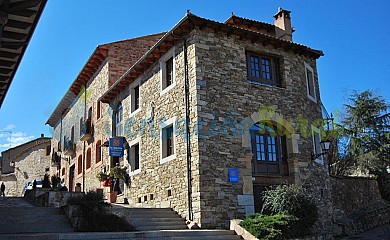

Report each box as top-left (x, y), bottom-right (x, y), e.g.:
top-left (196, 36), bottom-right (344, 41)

top-left (246, 80), bottom-right (285, 90)
top-left (160, 82), bottom-right (176, 96)
top-left (160, 154), bottom-right (176, 164)
top-left (129, 108), bottom-right (141, 117)
top-left (129, 169), bottom-right (141, 176)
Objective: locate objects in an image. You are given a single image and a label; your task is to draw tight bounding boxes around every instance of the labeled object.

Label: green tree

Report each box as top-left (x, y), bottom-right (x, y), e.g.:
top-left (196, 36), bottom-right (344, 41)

top-left (335, 90), bottom-right (389, 175)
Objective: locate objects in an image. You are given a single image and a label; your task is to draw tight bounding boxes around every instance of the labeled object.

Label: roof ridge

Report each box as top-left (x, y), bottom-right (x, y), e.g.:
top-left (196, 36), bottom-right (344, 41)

top-left (99, 32), bottom-right (167, 47)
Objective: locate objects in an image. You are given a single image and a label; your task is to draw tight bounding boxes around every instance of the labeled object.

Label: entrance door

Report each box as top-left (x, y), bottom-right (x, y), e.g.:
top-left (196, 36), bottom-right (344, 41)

top-left (253, 185), bottom-right (267, 213)
top-left (69, 165), bottom-right (75, 191)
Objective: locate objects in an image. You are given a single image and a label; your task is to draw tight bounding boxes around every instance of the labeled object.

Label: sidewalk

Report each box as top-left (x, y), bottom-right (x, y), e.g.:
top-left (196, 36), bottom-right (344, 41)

top-left (339, 225), bottom-right (390, 240)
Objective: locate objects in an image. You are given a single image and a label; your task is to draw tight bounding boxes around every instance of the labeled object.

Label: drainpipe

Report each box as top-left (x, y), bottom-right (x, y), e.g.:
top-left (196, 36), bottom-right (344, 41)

top-left (183, 37), bottom-right (193, 221)
top-left (172, 33), bottom-right (193, 221)
top-left (82, 84), bottom-right (87, 192)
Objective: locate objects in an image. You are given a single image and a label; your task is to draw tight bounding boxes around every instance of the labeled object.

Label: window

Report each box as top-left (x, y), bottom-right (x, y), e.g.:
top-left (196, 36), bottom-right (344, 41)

top-left (96, 101), bottom-right (101, 120)
top-left (71, 126), bottom-right (75, 144)
top-left (250, 123), bottom-right (287, 174)
top-left (165, 57), bottom-right (173, 87)
top-left (96, 140), bottom-right (101, 163)
top-left (79, 117), bottom-right (83, 136)
top-left (160, 48), bottom-right (175, 93)
top-left (46, 145), bottom-right (51, 156)
top-left (86, 148), bottom-right (91, 169)
top-left (160, 117), bottom-right (176, 164)
top-left (305, 62), bottom-right (316, 102)
top-left (312, 126), bottom-right (323, 164)
top-left (114, 102), bottom-right (123, 136)
top-left (77, 155), bottom-right (82, 175)
top-left (246, 52), bottom-right (281, 86)
top-left (163, 126), bottom-right (174, 157)
top-left (131, 84), bottom-right (140, 114)
top-left (62, 167), bottom-right (65, 176)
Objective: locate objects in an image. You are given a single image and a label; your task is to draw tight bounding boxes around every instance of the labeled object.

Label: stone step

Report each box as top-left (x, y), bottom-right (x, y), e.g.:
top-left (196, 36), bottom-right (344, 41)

top-left (0, 226), bottom-right (74, 234)
top-left (0, 207), bottom-right (61, 214)
top-left (135, 225), bottom-right (189, 231)
top-left (130, 219), bottom-right (185, 227)
top-left (0, 216), bottom-right (69, 224)
top-left (129, 217), bottom-right (186, 223)
top-left (0, 230), bottom-right (241, 240)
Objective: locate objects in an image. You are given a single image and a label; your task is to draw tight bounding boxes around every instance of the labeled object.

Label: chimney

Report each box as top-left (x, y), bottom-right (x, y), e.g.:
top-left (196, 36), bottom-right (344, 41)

top-left (41, 134), bottom-right (44, 138)
top-left (274, 7), bottom-right (294, 41)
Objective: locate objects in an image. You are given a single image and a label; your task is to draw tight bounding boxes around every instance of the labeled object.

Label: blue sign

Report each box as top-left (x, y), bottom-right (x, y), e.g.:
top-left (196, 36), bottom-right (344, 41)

top-left (109, 137), bottom-right (124, 157)
top-left (228, 168), bottom-right (239, 183)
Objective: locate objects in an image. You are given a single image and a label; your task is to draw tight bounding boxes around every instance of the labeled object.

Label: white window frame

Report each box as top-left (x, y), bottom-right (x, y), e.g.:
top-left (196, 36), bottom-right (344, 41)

top-left (311, 125), bottom-right (323, 164)
top-left (130, 77), bottom-right (141, 116)
top-left (128, 137), bottom-right (141, 176)
top-left (304, 62), bottom-right (317, 103)
top-left (160, 47), bottom-right (176, 95)
top-left (160, 117), bottom-right (177, 164)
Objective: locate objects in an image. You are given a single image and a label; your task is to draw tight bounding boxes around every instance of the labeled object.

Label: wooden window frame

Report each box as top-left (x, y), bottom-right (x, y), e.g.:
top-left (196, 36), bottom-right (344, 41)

top-left (246, 51), bottom-right (281, 86)
top-left (250, 123), bottom-right (287, 175)
top-left (305, 62), bottom-right (317, 102)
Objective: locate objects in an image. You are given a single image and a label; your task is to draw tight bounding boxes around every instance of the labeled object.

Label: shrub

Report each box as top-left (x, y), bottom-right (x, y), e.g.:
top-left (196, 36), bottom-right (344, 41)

top-left (239, 213), bottom-right (296, 240)
top-left (67, 191), bottom-right (134, 232)
top-left (262, 184), bottom-right (318, 238)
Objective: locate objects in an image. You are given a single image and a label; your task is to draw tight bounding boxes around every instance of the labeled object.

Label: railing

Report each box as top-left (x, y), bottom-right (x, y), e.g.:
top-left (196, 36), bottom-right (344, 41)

top-left (51, 152), bottom-right (61, 166)
top-left (80, 120), bottom-right (93, 141)
top-left (64, 139), bottom-right (75, 156)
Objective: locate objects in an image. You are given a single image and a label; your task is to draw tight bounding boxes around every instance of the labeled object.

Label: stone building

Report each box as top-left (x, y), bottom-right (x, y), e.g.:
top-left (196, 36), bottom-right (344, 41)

top-left (47, 8), bottom-right (332, 236)
top-left (0, 134), bottom-right (51, 196)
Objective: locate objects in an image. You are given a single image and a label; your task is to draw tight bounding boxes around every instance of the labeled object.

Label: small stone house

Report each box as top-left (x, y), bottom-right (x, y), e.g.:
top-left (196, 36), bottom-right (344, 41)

top-left (0, 134), bottom-right (51, 196)
top-left (47, 9), bottom-right (332, 235)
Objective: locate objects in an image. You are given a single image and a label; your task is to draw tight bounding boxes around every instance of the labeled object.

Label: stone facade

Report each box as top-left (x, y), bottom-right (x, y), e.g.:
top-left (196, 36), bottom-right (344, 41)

top-left (0, 136), bottom-right (51, 196)
top-left (48, 9), bottom-right (333, 236)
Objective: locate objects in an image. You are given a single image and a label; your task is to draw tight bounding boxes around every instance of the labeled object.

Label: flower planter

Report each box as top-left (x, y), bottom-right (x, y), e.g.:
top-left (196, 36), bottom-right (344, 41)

top-left (109, 191), bottom-right (117, 203)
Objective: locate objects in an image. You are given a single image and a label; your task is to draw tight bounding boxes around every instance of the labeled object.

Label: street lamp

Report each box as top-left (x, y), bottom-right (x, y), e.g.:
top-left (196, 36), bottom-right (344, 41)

top-left (311, 139), bottom-right (332, 160)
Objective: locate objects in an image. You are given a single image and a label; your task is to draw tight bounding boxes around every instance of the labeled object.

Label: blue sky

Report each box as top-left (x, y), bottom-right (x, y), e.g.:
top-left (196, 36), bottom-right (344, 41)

top-left (0, 0), bottom-right (389, 152)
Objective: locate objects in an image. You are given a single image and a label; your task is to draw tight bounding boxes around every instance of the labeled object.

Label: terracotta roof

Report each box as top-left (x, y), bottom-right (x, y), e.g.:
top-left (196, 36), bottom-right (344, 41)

top-left (0, 0), bottom-right (47, 108)
top-left (225, 14), bottom-right (276, 35)
top-left (99, 12), bottom-right (324, 103)
top-left (46, 33), bottom-right (165, 127)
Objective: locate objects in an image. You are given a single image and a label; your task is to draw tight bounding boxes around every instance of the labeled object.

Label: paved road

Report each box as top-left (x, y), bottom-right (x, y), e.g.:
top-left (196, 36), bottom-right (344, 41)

top-left (338, 225), bottom-right (390, 240)
top-left (0, 196), bottom-right (35, 207)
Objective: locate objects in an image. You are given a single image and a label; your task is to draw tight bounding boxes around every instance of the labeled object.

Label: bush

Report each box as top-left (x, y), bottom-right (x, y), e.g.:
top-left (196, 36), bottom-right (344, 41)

top-left (239, 214), bottom-right (296, 240)
top-left (377, 173), bottom-right (390, 203)
top-left (67, 191), bottom-right (134, 232)
top-left (262, 184), bottom-right (318, 238)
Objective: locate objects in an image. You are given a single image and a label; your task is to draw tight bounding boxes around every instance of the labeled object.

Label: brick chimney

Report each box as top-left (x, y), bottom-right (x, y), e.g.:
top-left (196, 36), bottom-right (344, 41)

top-left (274, 7), bottom-right (294, 41)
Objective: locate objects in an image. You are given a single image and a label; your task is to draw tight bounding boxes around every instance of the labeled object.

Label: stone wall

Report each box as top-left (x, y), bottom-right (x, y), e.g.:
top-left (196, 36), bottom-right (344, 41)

top-left (331, 176), bottom-right (381, 221)
top-left (0, 137), bottom-right (51, 196)
top-left (193, 26), bottom-right (332, 234)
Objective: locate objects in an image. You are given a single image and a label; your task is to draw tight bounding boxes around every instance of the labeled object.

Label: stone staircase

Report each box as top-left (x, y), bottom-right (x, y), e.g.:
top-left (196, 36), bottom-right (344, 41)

top-left (111, 207), bottom-right (188, 231)
top-left (0, 206), bottom-right (74, 238)
top-left (0, 199), bottom-right (241, 240)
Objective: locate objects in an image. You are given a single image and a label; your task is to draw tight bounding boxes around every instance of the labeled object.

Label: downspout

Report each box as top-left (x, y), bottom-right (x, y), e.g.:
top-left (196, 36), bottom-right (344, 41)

top-left (82, 84), bottom-right (87, 192)
top-left (173, 32), bottom-right (193, 221)
top-left (183, 38), bottom-right (193, 221)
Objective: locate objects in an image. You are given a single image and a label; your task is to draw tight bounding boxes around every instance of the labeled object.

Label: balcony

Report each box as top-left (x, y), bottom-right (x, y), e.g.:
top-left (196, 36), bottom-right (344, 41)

top-left (80, 121), bottom-right (93, 142)
top-left (64, 139), bottom-right (75, 156)
top-left (51, 152), bottom-right (61, 167)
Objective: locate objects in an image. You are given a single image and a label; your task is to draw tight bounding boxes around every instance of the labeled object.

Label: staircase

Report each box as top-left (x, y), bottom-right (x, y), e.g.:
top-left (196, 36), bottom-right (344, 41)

top-left (0, 199), bottom-right (74, 239)
top-left (111, 207), bottom-right (188, 231)
top-left (0, 198), bottom-right (241, 239)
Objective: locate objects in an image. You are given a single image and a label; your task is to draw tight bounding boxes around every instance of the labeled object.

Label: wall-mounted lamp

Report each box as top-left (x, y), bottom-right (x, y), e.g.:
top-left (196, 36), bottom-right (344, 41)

top-left (10, 161), bottom-right (15, 168)
top-left (311, 139), bottom-right (332, 160)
